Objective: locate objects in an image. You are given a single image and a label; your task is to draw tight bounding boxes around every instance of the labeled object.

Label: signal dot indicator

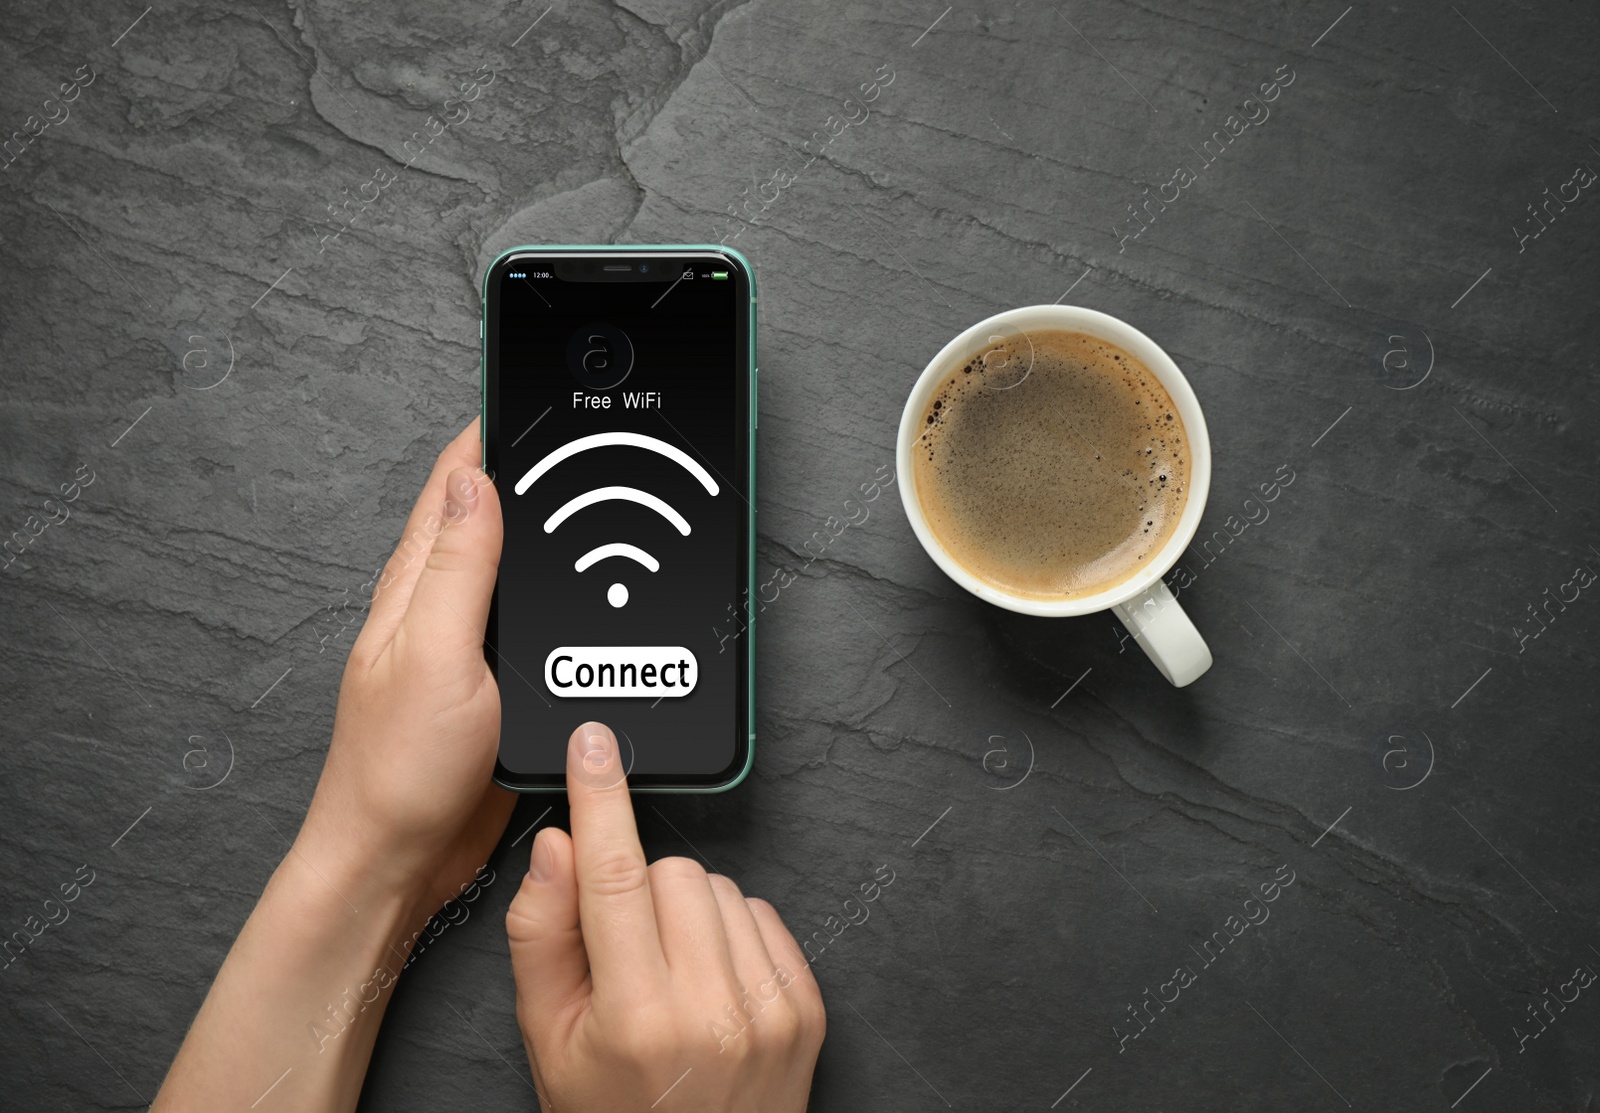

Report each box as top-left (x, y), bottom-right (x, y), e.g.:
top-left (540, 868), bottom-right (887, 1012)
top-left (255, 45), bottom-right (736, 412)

top-left (607, 582), bottom-right (629, 608)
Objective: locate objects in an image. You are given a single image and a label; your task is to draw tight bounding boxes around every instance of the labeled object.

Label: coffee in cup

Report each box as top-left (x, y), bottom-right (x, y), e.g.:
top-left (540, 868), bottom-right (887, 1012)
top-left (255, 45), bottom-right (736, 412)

top-left (897, 306), bottom-right (1213, 687)
top-left (911, 329), bottom-right (1191, 601)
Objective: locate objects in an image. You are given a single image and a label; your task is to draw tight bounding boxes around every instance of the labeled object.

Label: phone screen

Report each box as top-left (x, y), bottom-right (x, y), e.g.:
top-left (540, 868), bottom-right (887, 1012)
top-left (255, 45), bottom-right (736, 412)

top-left (483, 249), bottom-right (753, 790)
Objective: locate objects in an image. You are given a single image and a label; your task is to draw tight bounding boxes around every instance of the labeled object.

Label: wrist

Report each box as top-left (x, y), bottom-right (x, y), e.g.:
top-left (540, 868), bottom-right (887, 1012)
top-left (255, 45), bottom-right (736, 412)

top-left (281, 822), bottom-right (436, 943)
top-left (253, 850), bottom-right (428, 1072)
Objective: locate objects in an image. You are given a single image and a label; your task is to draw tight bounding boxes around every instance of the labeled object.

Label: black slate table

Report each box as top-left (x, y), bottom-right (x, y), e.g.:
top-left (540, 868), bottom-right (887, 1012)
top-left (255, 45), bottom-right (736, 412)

top-left (3, 2), bottom-right (1597, 1110)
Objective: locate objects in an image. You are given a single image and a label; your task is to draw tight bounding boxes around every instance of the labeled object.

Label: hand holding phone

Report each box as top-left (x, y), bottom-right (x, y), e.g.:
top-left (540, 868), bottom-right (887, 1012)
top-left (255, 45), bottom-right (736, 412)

top-left (152, 422), bottom-right (519, 1111)
top-left (506, 721), bottom-right (825, 1112)
top-left (298, 419), bottom-right (515, 911)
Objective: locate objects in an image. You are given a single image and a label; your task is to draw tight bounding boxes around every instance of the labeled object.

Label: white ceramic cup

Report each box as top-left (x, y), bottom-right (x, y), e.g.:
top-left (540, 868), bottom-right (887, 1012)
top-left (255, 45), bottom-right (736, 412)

top-left (896, 305), bottom-right (1214, 687)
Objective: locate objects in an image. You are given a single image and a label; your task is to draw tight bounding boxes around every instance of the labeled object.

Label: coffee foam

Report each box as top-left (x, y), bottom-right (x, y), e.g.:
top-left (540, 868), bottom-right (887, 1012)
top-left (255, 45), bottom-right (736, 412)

top-left (913, 329), bottom-right (1189, 600)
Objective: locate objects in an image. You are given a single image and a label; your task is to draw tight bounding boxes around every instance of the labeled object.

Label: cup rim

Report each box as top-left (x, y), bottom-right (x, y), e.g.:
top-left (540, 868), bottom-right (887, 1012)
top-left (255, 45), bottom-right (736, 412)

top-left (896, 305), bottom-right (1212, 617)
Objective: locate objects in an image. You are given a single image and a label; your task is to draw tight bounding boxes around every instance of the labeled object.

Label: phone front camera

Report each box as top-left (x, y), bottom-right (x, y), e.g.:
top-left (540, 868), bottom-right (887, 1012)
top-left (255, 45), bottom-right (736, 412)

top-left (639, 263), bottom-right (649, 273)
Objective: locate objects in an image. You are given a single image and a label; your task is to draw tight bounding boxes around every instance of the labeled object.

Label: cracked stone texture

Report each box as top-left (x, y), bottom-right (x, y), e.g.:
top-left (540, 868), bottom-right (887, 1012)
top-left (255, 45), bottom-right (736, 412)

top-left (2, 0), bottom-right (1598, 1110)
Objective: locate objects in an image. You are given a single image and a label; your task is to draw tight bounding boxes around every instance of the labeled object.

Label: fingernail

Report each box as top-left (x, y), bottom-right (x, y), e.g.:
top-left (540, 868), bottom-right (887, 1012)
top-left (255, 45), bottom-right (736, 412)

top-left (580, 722), bottom-right (615, 773)
top-left (443, 469), bottom-right (476, 522)
top-left (528, 831), bottom-right (553, 883)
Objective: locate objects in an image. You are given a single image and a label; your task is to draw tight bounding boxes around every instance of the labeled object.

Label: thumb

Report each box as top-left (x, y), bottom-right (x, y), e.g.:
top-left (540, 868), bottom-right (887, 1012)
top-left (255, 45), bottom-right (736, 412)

top-left (399, 465), bottom-right (502, 656)
top-left (506, 827), bottom-right (589, 1042)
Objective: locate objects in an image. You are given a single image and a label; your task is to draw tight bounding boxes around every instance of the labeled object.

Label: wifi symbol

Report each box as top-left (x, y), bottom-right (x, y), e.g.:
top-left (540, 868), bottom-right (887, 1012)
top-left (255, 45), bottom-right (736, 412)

top-left (514, 432), bottom-right (719, 608)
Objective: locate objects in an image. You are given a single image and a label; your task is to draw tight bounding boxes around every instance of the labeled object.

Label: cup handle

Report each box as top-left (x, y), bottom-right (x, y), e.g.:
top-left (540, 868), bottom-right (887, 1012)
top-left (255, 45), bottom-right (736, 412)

top-left (1113, 580), bottom-right (1212, 687)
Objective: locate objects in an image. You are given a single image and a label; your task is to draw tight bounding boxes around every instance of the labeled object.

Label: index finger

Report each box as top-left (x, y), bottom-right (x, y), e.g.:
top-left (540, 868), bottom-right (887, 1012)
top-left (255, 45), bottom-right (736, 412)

top-left (567, 721), bottom-right (667, 990)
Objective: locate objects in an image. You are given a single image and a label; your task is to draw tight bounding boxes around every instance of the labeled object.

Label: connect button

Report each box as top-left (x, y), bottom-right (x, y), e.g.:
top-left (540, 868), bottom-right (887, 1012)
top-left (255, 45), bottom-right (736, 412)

top-left (544, 646), bottom-right (698, 698)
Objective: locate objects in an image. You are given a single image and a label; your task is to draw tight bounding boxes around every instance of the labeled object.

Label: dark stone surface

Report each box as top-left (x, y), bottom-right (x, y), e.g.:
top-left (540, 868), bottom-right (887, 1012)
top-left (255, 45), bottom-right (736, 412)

top-left (3, 1), bottom-right (1597, 1109)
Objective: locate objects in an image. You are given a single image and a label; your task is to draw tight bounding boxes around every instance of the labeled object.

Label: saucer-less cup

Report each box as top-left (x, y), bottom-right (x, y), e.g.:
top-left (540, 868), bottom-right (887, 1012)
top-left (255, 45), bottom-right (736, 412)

top-left (896, 305), bottom-right (1214, 687)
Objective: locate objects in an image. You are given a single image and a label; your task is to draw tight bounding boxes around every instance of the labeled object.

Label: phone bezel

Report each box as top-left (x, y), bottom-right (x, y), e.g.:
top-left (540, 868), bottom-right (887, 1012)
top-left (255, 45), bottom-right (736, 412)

top-left (482, 245), bottom-right (756, 793)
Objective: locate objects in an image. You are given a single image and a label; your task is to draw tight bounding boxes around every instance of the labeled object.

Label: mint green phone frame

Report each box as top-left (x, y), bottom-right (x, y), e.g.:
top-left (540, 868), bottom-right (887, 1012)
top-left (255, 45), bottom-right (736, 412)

top-left (480, 244), bottom-right (757, 793)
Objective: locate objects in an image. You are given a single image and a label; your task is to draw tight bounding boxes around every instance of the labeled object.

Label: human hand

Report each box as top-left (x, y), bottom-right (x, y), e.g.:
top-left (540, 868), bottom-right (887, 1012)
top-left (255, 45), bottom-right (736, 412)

top-left (505, 722), bottom-right (826, 1112)
top-left (150, 421), bottom-right (517, 1113)
top-left (296, 418), bottom-right (515, 915)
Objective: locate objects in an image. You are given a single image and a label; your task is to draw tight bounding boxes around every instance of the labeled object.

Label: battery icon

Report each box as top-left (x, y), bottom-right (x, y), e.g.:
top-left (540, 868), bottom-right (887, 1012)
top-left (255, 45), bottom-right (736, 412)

top-left (711, 270), bottom-right (729, 280)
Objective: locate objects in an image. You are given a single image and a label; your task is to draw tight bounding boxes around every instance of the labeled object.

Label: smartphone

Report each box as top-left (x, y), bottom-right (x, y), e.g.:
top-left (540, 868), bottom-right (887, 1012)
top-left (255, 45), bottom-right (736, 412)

top-left (482, 246), bottom-right (756, 791)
